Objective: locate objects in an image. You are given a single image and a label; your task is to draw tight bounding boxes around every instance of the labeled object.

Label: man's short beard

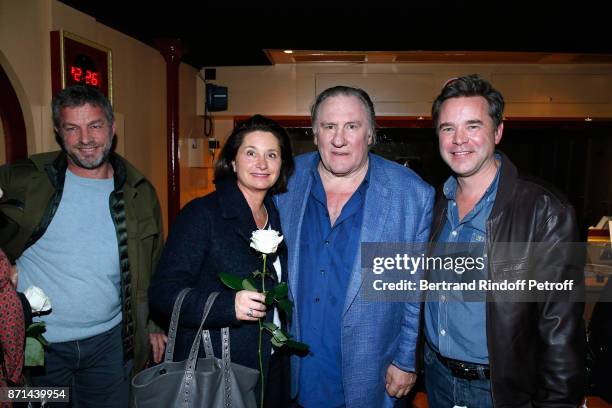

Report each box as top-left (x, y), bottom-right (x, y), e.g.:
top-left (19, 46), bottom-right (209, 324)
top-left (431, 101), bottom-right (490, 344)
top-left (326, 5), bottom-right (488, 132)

top-left (66, 145), bottom-right (111, 170)
top-left (61, 130), bottom-right (114, 170)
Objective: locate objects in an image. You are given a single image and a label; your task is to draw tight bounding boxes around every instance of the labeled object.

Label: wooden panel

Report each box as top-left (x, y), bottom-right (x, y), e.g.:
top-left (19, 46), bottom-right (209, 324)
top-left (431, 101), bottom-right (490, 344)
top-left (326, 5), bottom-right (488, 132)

top-left (266, 50), bottom-right (612, 65)
top-left (393, 51), bottom-right (546, 63)
top-left (293, 54), bottom-right (366, 63)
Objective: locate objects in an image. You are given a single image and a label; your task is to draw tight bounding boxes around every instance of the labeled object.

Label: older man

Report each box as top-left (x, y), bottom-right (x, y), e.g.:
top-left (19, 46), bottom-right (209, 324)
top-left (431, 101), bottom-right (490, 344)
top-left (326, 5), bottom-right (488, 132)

top-left (0, 85), bottom-right (166, 407)
top-left (276, 86), bottom-right (434, 407)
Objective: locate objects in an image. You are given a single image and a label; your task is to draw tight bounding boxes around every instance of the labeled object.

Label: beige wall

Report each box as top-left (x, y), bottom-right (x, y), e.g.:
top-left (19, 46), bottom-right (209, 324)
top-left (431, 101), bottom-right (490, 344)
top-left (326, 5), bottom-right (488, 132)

top-left (0, 0), bottom-right (46, 156)
top-left (196, 62), bottom-right (612, 221)
top-left (197, 63), bottom-right (612, 118)
top-left (178, 65), bottom-right (215, 205)
top-left (0, 0), bottom-right (201, 233)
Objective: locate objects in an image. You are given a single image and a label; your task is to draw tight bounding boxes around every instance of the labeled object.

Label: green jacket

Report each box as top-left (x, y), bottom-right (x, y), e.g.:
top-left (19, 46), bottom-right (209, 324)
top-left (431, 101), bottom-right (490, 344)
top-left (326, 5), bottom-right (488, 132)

top-left (0, 151), bottom-right (163, 372)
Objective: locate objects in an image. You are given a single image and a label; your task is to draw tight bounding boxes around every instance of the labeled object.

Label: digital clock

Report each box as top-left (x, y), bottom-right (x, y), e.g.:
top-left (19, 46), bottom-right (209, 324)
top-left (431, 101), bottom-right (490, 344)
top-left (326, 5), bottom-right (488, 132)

top-left (69, 53), bottom-right (100, 87)
top-left (50, 30), bottom-right (113, 103)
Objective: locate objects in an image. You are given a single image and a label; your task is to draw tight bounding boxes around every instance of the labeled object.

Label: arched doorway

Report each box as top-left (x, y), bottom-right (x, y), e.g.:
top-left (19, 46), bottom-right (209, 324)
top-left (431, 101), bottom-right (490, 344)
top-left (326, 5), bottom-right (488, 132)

top-left (0, 63), bottom-right (27, 163)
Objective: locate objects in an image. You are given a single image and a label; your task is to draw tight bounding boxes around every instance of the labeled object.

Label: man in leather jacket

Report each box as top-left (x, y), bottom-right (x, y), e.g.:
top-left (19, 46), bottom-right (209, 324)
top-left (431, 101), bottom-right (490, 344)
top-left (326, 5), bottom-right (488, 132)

top-left (423, 75), bottom-right (585, 407)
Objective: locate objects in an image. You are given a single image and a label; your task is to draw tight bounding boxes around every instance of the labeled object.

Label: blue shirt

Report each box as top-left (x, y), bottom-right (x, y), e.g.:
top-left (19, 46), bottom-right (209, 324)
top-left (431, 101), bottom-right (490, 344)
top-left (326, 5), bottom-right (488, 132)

top-left (297, 161), bottom-right (370, 408)
top-left (425, 159), bottom-right (500, 364)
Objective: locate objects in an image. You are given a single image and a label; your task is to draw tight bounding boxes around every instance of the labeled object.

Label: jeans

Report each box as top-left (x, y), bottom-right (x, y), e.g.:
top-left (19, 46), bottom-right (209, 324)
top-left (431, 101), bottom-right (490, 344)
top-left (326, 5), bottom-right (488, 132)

top-left (424, 342), bottom-right (493, 408)
top-left (29, 323), bottom-right (130, 408)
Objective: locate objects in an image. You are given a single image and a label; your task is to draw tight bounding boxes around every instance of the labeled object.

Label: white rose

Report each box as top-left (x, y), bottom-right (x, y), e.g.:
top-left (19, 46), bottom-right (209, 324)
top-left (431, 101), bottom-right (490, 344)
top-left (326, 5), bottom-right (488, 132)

top-left (24, 286), bottom-right (52, 313)
top-left (250, 229), bottom-right (284, 254)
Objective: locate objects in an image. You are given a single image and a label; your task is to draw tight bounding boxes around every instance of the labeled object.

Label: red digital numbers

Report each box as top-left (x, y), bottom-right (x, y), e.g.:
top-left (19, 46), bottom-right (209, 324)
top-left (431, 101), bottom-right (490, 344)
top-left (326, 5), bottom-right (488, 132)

top-left (71, 66), bottom-right (82, 82)
top-left (86, 71), bottom-right (99, 86)
top-left (70, 66), bottom-right (100, 87)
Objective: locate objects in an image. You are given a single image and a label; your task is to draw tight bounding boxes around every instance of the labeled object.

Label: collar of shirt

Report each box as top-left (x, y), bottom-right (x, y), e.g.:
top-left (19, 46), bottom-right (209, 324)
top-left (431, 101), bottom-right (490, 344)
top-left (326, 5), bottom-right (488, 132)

top-left (309, 152), bottom-right (371, 219)
top-left (443, 153), bottom-right (502, 231)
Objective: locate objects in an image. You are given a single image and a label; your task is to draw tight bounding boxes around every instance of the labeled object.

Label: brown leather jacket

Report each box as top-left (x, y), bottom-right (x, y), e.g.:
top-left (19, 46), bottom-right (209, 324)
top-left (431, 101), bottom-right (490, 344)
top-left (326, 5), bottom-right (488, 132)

top-left (430, 152), bottom-right (586, 407)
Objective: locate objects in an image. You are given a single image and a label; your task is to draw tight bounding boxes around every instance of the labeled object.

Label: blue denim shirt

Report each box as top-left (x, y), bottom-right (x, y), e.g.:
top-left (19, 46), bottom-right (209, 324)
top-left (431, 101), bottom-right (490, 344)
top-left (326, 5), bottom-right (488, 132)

top-left (297, 163), bottom-right (370, 408)
top-left (425, 159), bottom-right (500, 364)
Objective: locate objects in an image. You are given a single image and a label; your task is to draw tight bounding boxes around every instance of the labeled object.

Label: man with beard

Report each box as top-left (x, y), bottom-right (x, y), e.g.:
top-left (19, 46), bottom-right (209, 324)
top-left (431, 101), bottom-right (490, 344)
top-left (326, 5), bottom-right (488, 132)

top-left (0, 85), bottom-right (166, 407)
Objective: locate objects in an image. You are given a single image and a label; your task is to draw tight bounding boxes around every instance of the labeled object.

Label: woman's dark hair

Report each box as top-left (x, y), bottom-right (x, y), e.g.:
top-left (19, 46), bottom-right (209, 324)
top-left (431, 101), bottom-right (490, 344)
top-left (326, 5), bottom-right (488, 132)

top-left (431, 74), bottom-right (505, 130)
top-left (214, 114), bottom-right (295, 194)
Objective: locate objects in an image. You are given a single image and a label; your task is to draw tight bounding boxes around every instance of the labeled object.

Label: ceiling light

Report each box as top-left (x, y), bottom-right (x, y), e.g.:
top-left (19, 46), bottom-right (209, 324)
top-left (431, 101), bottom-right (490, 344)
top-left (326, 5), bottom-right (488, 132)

top-left (283, 50), bottom-right (293, 54)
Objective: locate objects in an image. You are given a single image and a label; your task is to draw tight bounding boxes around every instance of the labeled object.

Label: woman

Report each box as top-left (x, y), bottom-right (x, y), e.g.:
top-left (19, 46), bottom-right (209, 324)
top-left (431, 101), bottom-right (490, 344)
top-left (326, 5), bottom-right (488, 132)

top-left (149, 115), bottom-right (294, 407)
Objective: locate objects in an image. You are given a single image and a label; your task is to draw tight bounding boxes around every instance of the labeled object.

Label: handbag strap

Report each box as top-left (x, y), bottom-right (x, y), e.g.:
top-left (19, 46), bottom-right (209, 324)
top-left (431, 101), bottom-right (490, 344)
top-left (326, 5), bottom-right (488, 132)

top-left (201, 327), bottom-right (233, 361)
top-left (200, 326), bottom-right (233, 406)
top-left (164, 288), bottom-right (192, 363)
top-left (221, 327), bottom-right (233, 407)
top-left (180, 292), bottom-right (220, 406)
top-left (201, 326), bottom-right (233, 405)
top-left (197, 299), bottom-right (234, 406)
top-left (185, 292), bottom-right (219, 363)
top-left (201, 330), bottom-right (214, 358)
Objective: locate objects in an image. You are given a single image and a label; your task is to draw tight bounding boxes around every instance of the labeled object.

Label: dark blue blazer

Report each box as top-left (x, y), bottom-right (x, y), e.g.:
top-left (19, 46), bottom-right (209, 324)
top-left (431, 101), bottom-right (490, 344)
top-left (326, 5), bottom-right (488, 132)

top-left (149, 179), bottom-right (287, 375)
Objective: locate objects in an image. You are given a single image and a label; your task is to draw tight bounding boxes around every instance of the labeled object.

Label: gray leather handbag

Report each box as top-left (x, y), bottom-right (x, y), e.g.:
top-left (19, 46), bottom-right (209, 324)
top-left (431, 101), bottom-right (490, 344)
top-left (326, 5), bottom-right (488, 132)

top-left (131, 289), bottom-right (259, 407)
